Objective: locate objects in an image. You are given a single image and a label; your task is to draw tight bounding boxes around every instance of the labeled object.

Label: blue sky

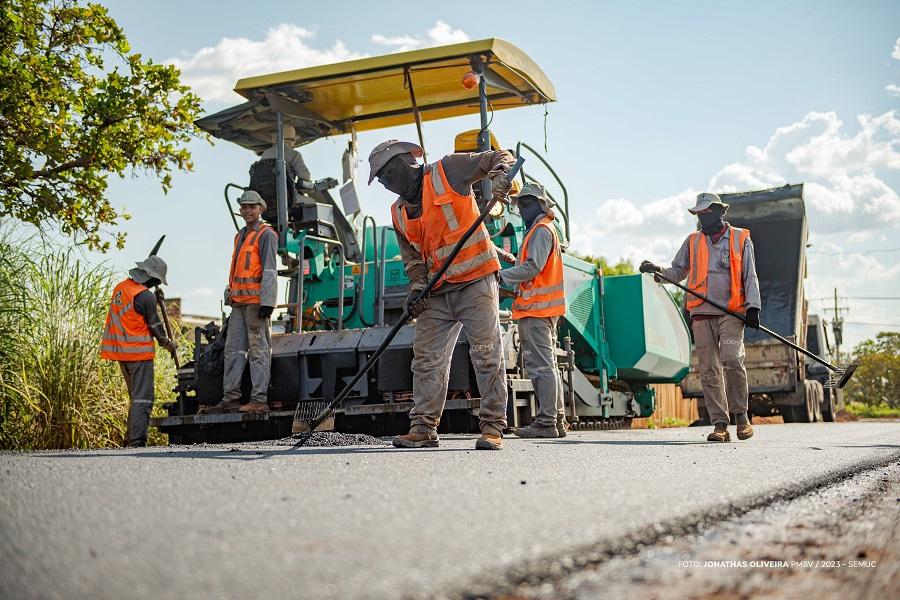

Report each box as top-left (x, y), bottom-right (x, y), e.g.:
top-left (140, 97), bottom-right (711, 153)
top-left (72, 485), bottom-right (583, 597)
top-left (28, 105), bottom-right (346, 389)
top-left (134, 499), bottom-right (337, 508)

top-left (86, 0), bottom-right (900, 348)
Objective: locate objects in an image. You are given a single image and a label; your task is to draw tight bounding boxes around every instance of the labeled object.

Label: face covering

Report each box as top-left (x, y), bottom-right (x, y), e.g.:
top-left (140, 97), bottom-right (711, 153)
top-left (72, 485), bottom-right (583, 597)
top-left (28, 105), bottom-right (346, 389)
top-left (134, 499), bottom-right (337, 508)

top-left (376, 155), bottom-right (423, 201)
top-left (697, 208), bottom-right (726, 234)
top-left (518, 196), bottom-right (544, 227)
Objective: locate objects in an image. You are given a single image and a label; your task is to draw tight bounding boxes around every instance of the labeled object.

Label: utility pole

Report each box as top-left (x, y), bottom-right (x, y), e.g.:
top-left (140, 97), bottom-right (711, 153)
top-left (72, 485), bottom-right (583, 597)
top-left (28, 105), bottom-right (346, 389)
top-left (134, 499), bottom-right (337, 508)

top-left (824, 288), bottom-right (848, 363)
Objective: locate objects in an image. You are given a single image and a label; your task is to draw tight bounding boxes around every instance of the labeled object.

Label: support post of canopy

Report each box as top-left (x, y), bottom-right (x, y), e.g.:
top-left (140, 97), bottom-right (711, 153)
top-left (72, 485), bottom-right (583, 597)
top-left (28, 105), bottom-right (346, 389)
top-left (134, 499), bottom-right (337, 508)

top-left (274, 112), bottom-right (289, 252)
top-left (404, 66), bottom-right (427, 162)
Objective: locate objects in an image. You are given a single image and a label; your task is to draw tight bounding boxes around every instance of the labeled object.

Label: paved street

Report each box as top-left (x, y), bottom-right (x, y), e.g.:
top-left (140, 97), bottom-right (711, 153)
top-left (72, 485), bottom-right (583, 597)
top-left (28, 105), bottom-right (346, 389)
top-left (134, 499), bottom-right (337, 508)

top-left (2, 422), bottom-right (899, 599)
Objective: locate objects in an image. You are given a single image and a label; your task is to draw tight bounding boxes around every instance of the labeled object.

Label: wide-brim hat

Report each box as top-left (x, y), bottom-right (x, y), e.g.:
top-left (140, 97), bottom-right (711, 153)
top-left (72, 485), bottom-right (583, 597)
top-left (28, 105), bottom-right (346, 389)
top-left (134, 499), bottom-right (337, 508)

top-left (688, 192), bottom-right (729, 214)
top-left (134, 255), bottom-right (168, 286)
top-left (513, 182), bottom-right (554, 209)
top-left (367, 140), bottom-right (424, 184)
top-left (238, 189), bottom-right (267, 210)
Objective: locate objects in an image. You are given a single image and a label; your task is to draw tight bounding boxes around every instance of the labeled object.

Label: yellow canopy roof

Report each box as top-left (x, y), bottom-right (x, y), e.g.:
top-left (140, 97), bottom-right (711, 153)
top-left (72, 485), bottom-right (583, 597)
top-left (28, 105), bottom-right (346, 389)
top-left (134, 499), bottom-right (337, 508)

top-left (196, 38), bottom-right (555, 153)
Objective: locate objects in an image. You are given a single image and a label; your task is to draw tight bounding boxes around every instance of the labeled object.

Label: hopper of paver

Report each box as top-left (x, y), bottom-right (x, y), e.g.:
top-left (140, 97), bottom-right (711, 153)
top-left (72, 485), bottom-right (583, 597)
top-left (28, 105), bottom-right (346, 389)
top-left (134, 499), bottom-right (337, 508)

top-left (601, 274), bottom-right (692, 382)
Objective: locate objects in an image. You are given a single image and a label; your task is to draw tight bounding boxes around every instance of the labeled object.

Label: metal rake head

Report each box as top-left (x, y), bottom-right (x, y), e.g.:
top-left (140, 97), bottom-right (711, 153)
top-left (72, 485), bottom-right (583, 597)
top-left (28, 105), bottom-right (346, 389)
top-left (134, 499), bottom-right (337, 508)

top-left (291, 400), bottom-right (334, 435)
top-left (825, 364), bottom-right (858, 389)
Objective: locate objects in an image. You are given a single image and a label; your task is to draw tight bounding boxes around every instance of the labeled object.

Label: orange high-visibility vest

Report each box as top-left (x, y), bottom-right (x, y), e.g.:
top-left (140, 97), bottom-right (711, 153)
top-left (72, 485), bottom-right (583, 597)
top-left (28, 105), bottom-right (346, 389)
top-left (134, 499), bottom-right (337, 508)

top-left (229, 224), bottom-right (273, 305)
top-left (686, 226), bottom-right (751, 313)
top-left (512, 216), bottom-right (566, 319)
top-left (390, 160), bottom-right (499, 288)
top-left (101, 279), bottom-right (155, 362)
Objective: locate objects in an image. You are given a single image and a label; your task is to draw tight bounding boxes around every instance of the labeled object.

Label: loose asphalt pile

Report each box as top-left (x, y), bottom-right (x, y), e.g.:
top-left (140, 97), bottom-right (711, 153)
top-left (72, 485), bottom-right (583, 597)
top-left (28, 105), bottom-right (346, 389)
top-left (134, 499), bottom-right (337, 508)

top-left (274, 432), bottom-right (388, 447)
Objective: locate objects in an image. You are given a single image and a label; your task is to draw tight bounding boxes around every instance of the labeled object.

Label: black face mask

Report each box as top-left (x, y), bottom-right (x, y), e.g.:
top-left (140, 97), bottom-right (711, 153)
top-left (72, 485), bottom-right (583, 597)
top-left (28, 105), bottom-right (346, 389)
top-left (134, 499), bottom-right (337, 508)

top-left (144, 277), bottom-right (161, 288)
top-left (518, 196), bottom-right (544, 227)
top-left (376, 155), bottom-right (423, 202)
top-left (697, 208), bottom-right (726, 234)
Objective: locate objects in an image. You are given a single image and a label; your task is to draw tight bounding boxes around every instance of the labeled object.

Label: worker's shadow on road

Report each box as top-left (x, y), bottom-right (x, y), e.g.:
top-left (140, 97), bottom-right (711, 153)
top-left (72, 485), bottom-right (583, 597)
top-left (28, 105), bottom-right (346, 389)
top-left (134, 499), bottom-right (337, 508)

top-left (33, 445), bottom-right (476, 460)
top-left (534, 439), bottom-right (711, 446)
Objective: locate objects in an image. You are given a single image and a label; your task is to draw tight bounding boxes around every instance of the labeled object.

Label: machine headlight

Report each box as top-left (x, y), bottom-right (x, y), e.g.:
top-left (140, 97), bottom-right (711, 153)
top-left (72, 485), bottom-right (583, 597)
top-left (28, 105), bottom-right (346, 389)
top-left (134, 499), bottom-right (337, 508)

top-left (489, 202), bottom-right (504, 217)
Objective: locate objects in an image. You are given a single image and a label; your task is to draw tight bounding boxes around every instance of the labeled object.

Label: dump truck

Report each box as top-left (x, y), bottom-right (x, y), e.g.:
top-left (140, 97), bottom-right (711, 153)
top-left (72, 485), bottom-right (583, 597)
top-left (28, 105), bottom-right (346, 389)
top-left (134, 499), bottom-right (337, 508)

top-left (151, 39), bottom-right (692, 443)
top-left (679, 184), bottom-right (841, 422)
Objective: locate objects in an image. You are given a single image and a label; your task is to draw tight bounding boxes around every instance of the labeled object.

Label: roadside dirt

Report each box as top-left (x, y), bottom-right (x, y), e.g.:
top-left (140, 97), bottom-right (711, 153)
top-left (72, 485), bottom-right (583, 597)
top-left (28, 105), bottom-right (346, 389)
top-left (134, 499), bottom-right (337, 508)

top-left (490, 460), bottom-right (900, 600)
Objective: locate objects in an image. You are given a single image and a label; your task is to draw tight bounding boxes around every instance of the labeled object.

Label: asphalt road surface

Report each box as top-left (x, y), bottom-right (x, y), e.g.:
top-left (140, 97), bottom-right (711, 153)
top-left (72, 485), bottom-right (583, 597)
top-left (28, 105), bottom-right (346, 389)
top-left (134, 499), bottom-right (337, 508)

top-left (2, 422), bottom-right (899, 600)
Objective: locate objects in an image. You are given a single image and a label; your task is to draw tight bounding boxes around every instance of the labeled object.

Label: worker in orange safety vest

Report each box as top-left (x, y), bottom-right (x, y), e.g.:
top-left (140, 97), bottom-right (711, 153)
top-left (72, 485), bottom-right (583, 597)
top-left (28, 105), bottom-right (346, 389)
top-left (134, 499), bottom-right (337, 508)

top-left (369, 139), bottom-right (514, 450)
top-left (496, 183), bottom-right (568, 439)
top-left (101, 255), bottom-right (177, 447)
top-left (640, 192), bottom-right (761, 443)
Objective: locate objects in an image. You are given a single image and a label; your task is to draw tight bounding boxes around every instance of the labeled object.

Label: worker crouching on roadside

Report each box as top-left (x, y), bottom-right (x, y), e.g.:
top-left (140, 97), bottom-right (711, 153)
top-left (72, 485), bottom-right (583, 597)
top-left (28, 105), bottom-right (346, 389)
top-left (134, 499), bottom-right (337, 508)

top-left (101, 256), bottom-right (177, 448)
top-left (369, 139), bottom-right (514, 450)
top-left (640, 193), bottom-right (761, 442)
top-left (203, 190), bottom-right (278, 415)
top-left (498, 183), bottom-right (568, 439)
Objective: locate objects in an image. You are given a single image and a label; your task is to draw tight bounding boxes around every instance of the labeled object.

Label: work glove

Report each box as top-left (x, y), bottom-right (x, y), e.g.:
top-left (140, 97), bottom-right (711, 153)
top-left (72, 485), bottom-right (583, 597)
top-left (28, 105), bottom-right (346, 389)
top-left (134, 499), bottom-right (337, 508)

top-left (258, 305), bottom-right (274, 319)
top-left (490, 170), bottom-right (511, 202)
top-left (495, 245), bottom-right (516, 264)
top-left (224, 286), bottom-right (232, 306)
top-left (745, 307), bottom-right (760, 329)
top-left (162, 339), bottom-right (177, 354)
top-left (405, 289), bottom-right (429, 319)
top-left (639, 260), bottom-right (661, 274)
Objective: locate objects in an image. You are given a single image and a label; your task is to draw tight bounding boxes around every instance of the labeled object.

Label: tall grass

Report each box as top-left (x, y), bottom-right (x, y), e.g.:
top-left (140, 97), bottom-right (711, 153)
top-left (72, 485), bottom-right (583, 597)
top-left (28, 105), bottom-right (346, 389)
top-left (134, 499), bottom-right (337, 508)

top-left (0, 230), bottom-right (188, 450)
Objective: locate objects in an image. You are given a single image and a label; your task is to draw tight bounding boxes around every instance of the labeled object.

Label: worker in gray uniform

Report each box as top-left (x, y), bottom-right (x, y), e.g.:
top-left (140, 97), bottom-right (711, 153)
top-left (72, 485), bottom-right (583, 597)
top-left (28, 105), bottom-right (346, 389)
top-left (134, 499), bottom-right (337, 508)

top-left (368, 139), bottom-right (514, 450)
top-left (261, 122), bottom-right (311, 191)
top-left (101, 256), bottom-right (177, 447)
top-left (204, 190), bottom-right (278, 415)
top-left (499, 183), bottom-right (568, 438)
top-left (640, 192), bottom-right (761, 442)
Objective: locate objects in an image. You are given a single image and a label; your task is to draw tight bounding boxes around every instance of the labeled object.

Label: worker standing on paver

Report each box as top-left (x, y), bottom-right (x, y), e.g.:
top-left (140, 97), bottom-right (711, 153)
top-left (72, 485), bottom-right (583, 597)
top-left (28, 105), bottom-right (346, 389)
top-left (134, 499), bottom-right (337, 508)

top-left (204, 190), bottom-right (278, 415)
top-left (368, 139), bottom-right (514, 450)
top-left (101, 256), bottom-right (177, 447)
top-left (640, 193), bottom-right (761, 442)
top-left (498, 183), bottom-right (568, 439)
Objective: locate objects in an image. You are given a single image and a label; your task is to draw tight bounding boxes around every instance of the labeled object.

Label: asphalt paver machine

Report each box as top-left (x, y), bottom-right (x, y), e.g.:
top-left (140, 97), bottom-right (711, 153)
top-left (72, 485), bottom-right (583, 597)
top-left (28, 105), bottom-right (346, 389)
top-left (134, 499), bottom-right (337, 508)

top-left (153, 39), bottom-right (692, 443)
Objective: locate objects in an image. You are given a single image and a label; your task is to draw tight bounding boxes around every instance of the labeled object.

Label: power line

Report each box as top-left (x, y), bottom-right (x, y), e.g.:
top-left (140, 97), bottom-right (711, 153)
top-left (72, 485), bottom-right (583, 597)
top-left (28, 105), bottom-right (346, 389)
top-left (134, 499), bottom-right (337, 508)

top-left (844, 321), bottom-right (900, 327)
top-left (807, 247), bottom-right (900, 256)
top-left (810, 296), bottom-right (900, 301)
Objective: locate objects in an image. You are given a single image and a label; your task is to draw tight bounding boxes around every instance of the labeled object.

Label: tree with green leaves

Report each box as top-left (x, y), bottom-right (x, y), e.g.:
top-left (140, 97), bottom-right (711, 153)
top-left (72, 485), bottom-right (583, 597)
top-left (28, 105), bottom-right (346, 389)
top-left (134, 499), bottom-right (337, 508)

top-left (0, 0), bottom-right (204, 251)
top-left (845, 332), bottom-right (900, 408)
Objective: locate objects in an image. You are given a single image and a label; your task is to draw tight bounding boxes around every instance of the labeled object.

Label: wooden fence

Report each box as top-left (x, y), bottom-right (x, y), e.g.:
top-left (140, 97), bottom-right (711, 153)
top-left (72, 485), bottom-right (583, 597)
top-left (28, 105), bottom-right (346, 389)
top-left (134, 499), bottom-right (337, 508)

top-left (631, 384), bottom-right (698, 428)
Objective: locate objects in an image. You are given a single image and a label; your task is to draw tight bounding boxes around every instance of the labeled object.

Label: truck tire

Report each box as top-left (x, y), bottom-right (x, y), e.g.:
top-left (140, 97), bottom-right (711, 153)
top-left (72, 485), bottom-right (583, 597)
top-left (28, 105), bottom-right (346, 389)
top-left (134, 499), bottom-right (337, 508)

top-left (808, 380), bottom-right (824, 423)
top-left (822, 387), bottom-right (837, 422)
top-left (779, 380), bottom-right (819, 423)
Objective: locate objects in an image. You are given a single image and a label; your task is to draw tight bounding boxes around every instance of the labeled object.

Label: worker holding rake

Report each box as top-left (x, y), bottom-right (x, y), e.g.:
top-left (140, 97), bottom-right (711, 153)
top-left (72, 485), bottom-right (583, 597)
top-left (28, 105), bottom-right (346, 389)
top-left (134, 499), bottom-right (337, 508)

top-left (641, 193), bottom-right (761, 442)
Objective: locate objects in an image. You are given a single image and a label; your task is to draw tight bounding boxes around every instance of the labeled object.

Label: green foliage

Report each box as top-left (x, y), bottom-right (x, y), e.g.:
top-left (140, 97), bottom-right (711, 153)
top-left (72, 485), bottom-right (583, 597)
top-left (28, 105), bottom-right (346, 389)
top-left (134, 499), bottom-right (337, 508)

top-left (844, 332), bottom-right (900, 409)
top-left (0, 229), bottom-right (191, 449)
top-left (0, 0), bottom-right (204, 251)
top-left (844, 401), bottom-right (900, 419)
top-left (575, 253), bottom-right (636, 276)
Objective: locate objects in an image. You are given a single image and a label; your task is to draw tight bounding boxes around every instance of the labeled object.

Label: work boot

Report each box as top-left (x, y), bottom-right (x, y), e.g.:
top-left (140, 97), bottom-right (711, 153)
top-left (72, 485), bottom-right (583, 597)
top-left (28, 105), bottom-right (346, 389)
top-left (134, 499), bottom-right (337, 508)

top-left (239, 401), bottom-right (269, 415)
top-left (706, 423), bottom-right (731, 442)
top-left (556, 416), bottom-right (569, 438)
top-left (736, 423), bottom-right (754, 440)
top-left (513, 423), bottom-right (558, 438)
top-left (392, 429), bottom-right (439, 448)
top-left (199, 400), bottom-right (241, 414)
top-left (476, 424), bottom-right (503, 450)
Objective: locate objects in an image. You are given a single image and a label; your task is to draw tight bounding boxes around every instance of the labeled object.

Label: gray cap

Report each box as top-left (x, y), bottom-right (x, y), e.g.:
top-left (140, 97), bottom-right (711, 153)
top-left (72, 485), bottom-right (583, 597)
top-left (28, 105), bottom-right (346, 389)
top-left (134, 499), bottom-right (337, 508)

top-left (239, 189), bottom-right (267, 210)
top-left (134, 255), bottom-right (168, 286)
top-left (367, 139), bottom-right (424, 184)
top-left (513, 182), bottom-right (554, 209)
top-left (688, 192), bottom-right (729, 214)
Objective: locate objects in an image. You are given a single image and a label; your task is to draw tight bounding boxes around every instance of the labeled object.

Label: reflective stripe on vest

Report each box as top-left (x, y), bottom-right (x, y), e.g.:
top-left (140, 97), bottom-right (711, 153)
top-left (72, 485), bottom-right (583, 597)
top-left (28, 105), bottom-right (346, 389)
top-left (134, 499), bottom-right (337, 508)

top-left (392, 159), bottom-right (499, 288)
top-left (512, 216), bottom-right (566, 319)
top-left (100, 279), bottom-right (155, 362)
top-left (685, 226), bottom-right (751, 313)
top-left (229, 224), bottom-right (272, 305)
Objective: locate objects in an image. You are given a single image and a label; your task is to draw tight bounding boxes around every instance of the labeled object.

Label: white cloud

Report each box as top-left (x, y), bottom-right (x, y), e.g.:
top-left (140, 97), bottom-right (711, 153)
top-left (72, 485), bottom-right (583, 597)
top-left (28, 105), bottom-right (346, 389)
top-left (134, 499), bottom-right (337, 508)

top-left (887, 84), bottom-right (900, 98)
top-left (167, 25), bottom-right (364, 103)
top-left (371, 20), bottom-right (469, 52)
top-left (892, 37), bottom-right (900, 61)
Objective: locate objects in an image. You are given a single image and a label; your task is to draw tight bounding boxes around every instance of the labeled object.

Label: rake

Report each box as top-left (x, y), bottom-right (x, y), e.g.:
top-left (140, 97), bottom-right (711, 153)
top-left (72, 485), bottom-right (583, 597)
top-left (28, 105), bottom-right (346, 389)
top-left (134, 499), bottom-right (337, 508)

top-left (291, 156), bottom-right (525, 446)
top-left (651, 271), bottom-right (857, 389)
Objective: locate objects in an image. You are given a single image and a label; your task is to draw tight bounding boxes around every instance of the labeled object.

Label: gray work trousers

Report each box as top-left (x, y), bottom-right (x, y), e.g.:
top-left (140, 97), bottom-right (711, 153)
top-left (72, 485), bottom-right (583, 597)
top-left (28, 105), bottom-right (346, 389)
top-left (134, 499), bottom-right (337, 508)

top-left (409, 276), bottom-right (508, 433)
top-left (223, 304), bottom-right (272, 403)
top-left (518, 316), bottom-right (564, 427)
top-left (119, 360), bottom-right (154, 446)
top-left (692, 315), bottom-right (748, 425)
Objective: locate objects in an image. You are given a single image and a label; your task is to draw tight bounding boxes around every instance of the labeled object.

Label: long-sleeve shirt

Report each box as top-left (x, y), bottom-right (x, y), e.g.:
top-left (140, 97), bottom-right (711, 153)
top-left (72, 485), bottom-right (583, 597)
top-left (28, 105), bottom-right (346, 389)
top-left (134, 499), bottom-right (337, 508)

top-left (499, 219), bottom-right (554, 286)
top-left (395, 150), bottom-right (515, 295)
top-left (261, 144), bottom-right (311, 182)
top-left (661, 225), bottom-right (761, 317)
top-left (132, 287), bottom-right (169, 344)
top-left (231, 221), bottom-right (279, 307)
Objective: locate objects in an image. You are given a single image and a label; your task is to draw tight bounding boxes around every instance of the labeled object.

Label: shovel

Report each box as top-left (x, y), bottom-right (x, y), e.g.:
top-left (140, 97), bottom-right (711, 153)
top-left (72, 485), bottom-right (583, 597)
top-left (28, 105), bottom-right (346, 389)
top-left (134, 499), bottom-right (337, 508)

top-left (292, 156), bottom-right (525, 444)
top-left (148, 235), bottom-right (179, 369)
top-left (651, 271), bottom-right (857, 388)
